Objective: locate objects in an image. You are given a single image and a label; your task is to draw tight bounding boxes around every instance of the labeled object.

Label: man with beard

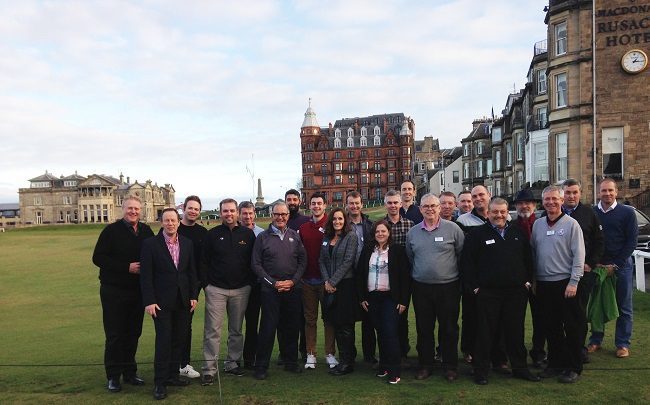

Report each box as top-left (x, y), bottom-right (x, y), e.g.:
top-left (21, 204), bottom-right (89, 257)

top-left (512, 189), bottom-right (546, 368)
top-left (286, 189), bottom-right (310, 231)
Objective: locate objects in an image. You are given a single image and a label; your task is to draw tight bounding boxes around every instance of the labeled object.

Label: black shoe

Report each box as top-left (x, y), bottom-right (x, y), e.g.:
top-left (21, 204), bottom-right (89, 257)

top-left (284, 364), bottom-right (303, 374)
top-left (107, 378), bottom-right (122, 393)
top-left (492, 363), bottom-right (511, 375)
top-left (538, 368), bottom-right (561, 379)
top-left (243, 361), bottom-right (255, 370)
top-left (225, 366), bottom-right (246, 377)
top-left (532, 358), bottom-right (547, 368)
top-left (445, 370), bottom-right (458, 382)
top-left (364, 356), bottom-right (378, 364)
top-left (513, 370), bottom-right (542, 382)
top-left (558, 370), bottom-right (580, 383)
top-left (253, 368), bottom-right (267, 380)
top-left (474, 375), bottom-right (488, 385)
top-left (164, 377), bottom-right (190, 387)
top-left (415, 368), bottom-right (431, 380)
top-left (329, 364), bottom-right (353, 376)
top-left (153, 385), bottom-right (167, 400)
top-left (123, 375), bottom-right (145, 386)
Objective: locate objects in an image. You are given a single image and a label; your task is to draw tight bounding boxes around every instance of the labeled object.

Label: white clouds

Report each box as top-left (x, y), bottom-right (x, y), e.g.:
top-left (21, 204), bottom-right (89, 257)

top-left (0, 0), bottom-right (548, 207)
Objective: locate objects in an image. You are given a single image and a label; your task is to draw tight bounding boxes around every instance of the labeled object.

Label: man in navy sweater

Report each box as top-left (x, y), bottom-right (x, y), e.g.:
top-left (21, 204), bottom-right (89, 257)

top-left (588, 178), bottom-right (638, 358)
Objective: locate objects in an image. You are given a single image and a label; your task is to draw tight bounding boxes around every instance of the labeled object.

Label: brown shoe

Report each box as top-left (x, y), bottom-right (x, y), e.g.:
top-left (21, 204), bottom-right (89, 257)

top-left (586, 344), bottom-right (601, 353)
top-left (616, 347), bottom-right (630, 358)
top-left (415, 368), bottom-right (431, 380)
top-left (444, 370), bottom-right (458, 382)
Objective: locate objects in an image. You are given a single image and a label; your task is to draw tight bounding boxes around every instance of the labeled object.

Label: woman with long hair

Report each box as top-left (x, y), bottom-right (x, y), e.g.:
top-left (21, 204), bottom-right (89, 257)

top-left (319, 207), bottom-right (359, 376)
top-left (356, 220), bottom-right (410, 384)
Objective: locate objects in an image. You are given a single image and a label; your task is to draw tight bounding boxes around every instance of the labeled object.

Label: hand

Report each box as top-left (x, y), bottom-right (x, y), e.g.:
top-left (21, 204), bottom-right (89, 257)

top-left (145, 303), bottom-right (161, 317)
top-left (361, 301), bottom-right (369, 312)
top-left (397, 304), bottom-right (406, 314)
top-left (473, 288), bottom-right (479, 295)
top-left (325, 281), bottom-right (337, 294)
top-left (190, 300), bottom-right (198, 312)
top-left (128, 262), bottom-right (141, 274)
top-left (584, 264), bottom-right (592, 273)
top-left (605, 264), bottom-right (616, 276)
top-left (564, 284), bottom-right (577, 298)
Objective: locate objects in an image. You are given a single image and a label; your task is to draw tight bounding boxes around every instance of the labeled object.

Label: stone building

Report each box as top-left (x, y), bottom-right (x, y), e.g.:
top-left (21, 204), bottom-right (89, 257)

top-left (461, 118), bottom-right (493, 192)
top-left (18, 171), bottom-right (175, 225)
top-left (299, 103), bottom-right (415, 205)
top-left (427, 147), bottom-right (463, 196)
top-left (413, 136), bottom-right (442, 199)
top-left (544, 0), bottom-right (650, 203)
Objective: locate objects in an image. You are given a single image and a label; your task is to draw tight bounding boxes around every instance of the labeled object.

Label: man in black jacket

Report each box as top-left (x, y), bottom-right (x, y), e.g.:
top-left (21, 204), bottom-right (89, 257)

top-left (92, 196), bottom-right (154, 393)
top-left (562, 179), bottom-right (604, 362)
top-left (461, 198), bottom-right (540, 385)
top-left (140, 208), bottom-right (198, 400)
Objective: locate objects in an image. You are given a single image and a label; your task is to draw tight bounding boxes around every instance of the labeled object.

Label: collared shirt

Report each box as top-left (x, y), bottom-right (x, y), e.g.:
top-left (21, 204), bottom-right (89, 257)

top-left (597, 200), bottom-right (618, 213)
top-left (562, 205), bottom-right (576, 216)
top-left (490, 222), bottom-right (508, 239)
top-left (385, 215), bottom-right (415, 247)
top-left (368, 246), bottom-right (390, 292)
top-left (162, 232), bottom-right (180, 269)
top-left (420, 217), bottom-right (441, 232)
top-left (271, 224), bottom-right (288, 240)
top-left (121, 218), bottom-right (140, 236)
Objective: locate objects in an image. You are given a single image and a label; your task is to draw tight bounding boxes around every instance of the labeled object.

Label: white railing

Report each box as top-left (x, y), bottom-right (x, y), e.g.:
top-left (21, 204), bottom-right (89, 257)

top-left (633, 250), bottom-right (649, 292)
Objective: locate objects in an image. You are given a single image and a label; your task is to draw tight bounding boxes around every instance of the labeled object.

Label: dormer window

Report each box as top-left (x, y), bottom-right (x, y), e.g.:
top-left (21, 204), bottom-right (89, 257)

top-left (360, 136), bottom-right (367, 147)
top-left (373, 135), bottom-right (380, 146)
top-left (347, 128), bottom-right (354, 137)
top-left (335, 128), bottom-right (341, 137)
top-left (334, 138), bottom-right (341, 148)
top-left (374, 126), bottom-right (380, 136)
top-left (361, 127), bottom-right (367, 136)
top-left (347, 137), bottom-right (354, 147)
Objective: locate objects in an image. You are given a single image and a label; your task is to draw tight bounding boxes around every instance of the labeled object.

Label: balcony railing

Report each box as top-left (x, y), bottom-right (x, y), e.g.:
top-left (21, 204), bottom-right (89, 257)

top-left (534, 39), bottom-right (547, 56)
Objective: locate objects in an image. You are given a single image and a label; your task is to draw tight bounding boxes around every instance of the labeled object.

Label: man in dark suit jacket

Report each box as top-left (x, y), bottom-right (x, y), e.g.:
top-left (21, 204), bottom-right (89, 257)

top-left (140, 208), bottom-right (198, 400)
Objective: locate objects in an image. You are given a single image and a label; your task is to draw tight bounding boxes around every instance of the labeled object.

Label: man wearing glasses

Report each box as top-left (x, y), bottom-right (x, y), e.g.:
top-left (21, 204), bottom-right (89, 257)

top-left (251, 202), bottom-right (307, 380)
top-left (406, 193), bottom-right (465, 382)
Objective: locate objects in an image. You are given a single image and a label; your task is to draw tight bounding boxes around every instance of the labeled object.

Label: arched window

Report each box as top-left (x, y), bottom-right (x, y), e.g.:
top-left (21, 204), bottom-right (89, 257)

top-left (347, 137), bottom-right (354, 147)
top-left (374, 126), bottom-right (380, 136)
top-left (360, 136), bottom-right (367, 147)
top-left (373, 135), bottom-right (380, 146)
top-left (361, 127), bottom-right (367, 136)
top-left (334, 138), bottom-right (341, 148)
top-left (335, 128), bottom-right (341, 137)
top-left (347, 128), bottom-right (354, 137)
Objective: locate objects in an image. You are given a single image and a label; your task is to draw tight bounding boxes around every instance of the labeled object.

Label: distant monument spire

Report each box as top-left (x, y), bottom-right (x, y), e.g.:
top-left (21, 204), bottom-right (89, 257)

top-left (255, 178), bottom-right (265, 207)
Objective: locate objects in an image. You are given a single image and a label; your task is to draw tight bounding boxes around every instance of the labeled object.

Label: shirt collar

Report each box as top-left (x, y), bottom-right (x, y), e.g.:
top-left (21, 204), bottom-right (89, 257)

top-left (162, 231), bottom-right (178, 244)
top-left (597, 200), bottom-right (618, 213)
top-left (420, 217), bottom-right (440, 232)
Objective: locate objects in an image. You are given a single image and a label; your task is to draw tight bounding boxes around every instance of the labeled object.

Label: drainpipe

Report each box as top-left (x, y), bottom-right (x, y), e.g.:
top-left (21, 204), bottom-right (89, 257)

top-left (592, 0), bottom-right (598, 204)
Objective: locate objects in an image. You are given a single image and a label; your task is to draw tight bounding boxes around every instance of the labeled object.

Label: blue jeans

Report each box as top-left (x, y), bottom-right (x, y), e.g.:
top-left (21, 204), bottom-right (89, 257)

top-left (368, 292), bottom-right (401, 378)
top-left (589, 260), bottom-right (633, 348)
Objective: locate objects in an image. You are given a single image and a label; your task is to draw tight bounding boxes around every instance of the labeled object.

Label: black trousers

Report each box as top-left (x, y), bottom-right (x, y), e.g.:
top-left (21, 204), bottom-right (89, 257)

top-left (360, 310), bottom-right (377, 360)
top-left (398, 306), bottom-right (411, 357)
top-left (412, 280), bottom-right (460, 371)
top-left (255, 287), bottom-right (302, 370)
top-left (180, 308), bottom-right (194, 368)
top-left (335, 324), bottom-right (356, 366)
top-left (528, 290), bottom-right (547, 361)
top-left (152, 295), bottom-right (189, 385)
top-left (243, 283), bottom-right (261, 367)
top-left (536, 279), bottom-right (587, 374)
top-left (100, 284), bottom-right (144, 380)
top-left (460, 289), bottom-right (477, 356)
top-left (474, 287), bottom-right (529, 377)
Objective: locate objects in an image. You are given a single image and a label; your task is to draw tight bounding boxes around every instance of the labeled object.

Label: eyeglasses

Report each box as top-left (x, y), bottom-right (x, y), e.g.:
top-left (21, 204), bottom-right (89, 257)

top-left (272, 213), bottom-right (289, 217)
top-left (421, 204), bottom-right (440, 210)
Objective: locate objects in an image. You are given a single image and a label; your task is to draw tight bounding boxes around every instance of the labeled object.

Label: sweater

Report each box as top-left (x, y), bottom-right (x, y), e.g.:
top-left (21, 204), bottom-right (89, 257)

top-left (587, 266), bottom-right (619, 333)
top-left (405, 219), bottom-right (465, 284)
top-left (252, 225), bottom-right (307, 288)
top-left (298, 215), bottom-right (328, 281)
top-left (594, 203), bottom-right (638, 269)
top-left (356, 244), bottom-right (411, 306)
top-left (288, 211), bottom-right (310, 231)
top-left (92, 220), bottom-right (154, 290)
top-left (202, 224), bottom-right (256, 289)
top-left (319, 231), bottom-right (359, 287)
top-left (531, 214), bottom-right (585, 286)
top-left (563, 202), bottom-right (604, 269)
top-left (461, 222), bottom-right (533, 291)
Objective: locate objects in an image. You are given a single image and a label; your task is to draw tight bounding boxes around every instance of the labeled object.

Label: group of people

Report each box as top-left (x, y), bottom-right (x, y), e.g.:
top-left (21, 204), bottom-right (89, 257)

top-left (92, 178), bottom-right (638, 399)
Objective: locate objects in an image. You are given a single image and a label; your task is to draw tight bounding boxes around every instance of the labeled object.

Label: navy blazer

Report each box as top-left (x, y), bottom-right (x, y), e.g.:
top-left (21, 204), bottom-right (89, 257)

top-left (140, 233), bottom-right (198, 310)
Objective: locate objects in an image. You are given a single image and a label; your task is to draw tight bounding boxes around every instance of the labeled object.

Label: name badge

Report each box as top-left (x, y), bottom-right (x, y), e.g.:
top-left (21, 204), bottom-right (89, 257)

top-left (547, 230), bottom-right (555, 236)
top-left (485, 239), bottom-right (495, 245)
top-left (319, 227), bottom-right (325, 233)
top-left (289, 238), bottom-right (294, 242)
top-left (435, 237), bottom-right (444, 242)
top-left (322, 241), bottom-right (327, 246)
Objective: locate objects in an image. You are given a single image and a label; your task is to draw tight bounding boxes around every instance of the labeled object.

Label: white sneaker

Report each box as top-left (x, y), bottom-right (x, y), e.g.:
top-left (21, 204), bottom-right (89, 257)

top-left (179, 364), bottom-right (200, 378)
top-left (304, 354), bottom-right (316, 369)
top-left (325, 354), bottom-right (339, 369)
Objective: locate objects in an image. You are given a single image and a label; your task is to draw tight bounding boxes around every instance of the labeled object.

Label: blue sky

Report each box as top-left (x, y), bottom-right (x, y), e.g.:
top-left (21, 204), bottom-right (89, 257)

top-left (0, 0), bottom-right (548, 209)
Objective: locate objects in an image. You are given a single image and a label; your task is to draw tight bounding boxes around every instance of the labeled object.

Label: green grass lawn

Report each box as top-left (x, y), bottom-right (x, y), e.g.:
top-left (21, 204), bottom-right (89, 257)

top-left (1, 224), bottom-right (649, 404)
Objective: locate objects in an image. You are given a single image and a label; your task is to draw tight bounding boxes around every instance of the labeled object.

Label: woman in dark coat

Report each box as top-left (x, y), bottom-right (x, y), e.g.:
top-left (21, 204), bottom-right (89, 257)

top-left (319, 207), bottom-right (359, 375)
top-left (356, 219), bottom-right (410, 384)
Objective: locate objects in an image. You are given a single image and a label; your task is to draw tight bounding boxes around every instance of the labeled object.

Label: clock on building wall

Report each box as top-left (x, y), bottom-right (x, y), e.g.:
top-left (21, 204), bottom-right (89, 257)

top-left (621, 49), bottom-right (648, 74)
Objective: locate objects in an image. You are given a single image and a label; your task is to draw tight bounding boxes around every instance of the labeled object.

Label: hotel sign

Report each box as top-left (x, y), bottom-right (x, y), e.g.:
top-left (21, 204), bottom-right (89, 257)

top-left (596, 2), bottom-right (650, 46)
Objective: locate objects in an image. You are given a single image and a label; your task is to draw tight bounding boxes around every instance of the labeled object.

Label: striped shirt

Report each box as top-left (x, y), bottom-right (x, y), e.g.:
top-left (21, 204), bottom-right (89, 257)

top-left (162, 231), bottom-right (180, 269)
top-left (368, 247), bottom-right (390, 292)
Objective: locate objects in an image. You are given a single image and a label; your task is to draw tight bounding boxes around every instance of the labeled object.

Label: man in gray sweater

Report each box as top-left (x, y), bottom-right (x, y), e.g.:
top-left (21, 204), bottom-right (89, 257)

top-left (531, 185), bottom-right (585, 384)
top-left (406, 193), bottom-right (465, 382)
